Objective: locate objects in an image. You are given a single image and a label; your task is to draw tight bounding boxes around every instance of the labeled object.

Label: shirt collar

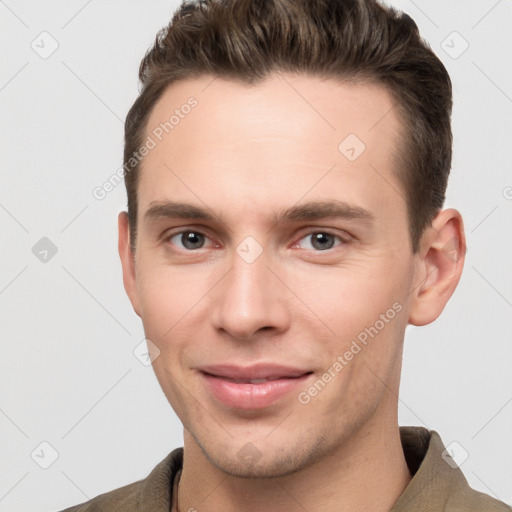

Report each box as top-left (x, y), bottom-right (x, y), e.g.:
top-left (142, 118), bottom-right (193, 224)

top-left (391, 426), bottom-right (473, 511)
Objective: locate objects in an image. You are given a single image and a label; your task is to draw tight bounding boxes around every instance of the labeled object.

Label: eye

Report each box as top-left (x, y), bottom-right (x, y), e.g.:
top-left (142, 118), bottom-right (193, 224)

top-left (168, 230), bottom-right (212, 250)
top-left (296, 232), bottom-right (343, 251)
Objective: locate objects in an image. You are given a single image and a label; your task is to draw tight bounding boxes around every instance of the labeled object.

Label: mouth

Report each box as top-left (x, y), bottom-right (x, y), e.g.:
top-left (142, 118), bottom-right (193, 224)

top-left (198, 364), bottom-right (314, 410)
top-left (210, 376), bottom-right (289, 384)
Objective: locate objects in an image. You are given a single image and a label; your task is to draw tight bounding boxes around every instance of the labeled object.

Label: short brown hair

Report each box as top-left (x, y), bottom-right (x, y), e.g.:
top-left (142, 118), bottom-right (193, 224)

top-left (124, 0), bottom-right (452, 252)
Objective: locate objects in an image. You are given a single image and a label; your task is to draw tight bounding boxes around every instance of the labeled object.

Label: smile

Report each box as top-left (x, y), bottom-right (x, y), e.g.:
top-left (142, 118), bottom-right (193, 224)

top-left (198, 364), bottom-right (314, 410)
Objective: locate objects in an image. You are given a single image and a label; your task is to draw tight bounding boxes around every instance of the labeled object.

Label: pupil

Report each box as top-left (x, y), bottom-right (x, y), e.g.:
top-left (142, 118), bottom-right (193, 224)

top-left (182, 232), bottom-right (204, 249)
top-left (312, 233), bottom-right (334, 250)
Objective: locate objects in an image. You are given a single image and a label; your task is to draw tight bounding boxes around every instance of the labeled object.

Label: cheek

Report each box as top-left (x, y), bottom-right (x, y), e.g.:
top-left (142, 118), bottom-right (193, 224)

top-left (136, 264), bottom-right (207, 337)
top-left (289, 261), bottom-right (407, 338)
top-left (136, 265), bottom-right (216, 384)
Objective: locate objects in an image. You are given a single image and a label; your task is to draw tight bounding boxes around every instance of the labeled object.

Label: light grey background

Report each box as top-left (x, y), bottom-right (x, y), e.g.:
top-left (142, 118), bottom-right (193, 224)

top-left (1, 1), bottom-right (511, 510)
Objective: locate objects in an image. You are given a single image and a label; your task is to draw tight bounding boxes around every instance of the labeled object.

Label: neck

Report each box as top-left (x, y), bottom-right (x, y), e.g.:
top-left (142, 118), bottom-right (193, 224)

top-left (176, 414), bottom-right (411, 512)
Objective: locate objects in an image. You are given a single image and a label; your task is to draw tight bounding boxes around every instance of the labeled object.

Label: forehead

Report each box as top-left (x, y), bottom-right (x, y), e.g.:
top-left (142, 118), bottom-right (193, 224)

top-left (138, 73), bottom-right (406, 225)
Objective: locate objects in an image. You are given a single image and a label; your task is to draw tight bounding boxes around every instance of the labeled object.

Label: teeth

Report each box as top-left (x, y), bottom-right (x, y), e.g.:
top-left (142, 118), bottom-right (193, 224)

top-left (216, 375), bottom-right (298, 383)
top-left (231, 378), bottom-right (269, 384)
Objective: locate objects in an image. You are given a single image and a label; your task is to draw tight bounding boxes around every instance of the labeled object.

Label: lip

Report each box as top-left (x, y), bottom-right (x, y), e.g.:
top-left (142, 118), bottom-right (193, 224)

top-left (199, 364), bottom-right (313, 410)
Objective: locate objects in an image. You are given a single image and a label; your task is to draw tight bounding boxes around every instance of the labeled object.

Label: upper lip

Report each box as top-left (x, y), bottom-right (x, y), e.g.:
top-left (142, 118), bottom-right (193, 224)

top-left (199, 364), bottom-right (311, 380)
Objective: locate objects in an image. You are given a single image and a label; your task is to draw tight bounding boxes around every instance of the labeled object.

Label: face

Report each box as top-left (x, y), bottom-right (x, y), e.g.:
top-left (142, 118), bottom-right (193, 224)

top-left (120, 73), bottom-right (425, 477)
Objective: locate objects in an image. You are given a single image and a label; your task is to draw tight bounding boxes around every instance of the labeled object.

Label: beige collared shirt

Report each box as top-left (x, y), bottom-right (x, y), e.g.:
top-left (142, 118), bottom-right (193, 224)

top-left (60, 426), bottom-right (511, 511)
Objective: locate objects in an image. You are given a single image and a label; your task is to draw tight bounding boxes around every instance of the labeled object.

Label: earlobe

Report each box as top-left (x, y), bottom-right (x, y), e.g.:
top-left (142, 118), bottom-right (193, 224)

top-left (408, 209), bottom-right (466, 326)
top-left (118, 211), bottom-right (141, 317)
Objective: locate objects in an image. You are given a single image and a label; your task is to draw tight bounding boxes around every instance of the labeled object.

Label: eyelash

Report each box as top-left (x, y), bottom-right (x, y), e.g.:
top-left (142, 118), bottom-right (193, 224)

top-left (163, 228), bottom-right (348, 253)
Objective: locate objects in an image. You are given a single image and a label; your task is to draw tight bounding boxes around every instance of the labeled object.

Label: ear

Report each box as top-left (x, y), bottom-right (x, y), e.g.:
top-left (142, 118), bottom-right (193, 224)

top-left (118, 211), bottom-right (141, 317)
top-left (408, 208), bottom-right (466, 326)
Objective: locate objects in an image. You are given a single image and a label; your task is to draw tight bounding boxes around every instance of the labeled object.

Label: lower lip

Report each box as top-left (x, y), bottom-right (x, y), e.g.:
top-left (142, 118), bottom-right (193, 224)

top-left (201, 372), bottom-right (312, 410)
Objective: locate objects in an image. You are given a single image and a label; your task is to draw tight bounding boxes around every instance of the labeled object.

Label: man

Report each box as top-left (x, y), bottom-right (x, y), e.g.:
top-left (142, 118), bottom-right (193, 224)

top-left (62, 0), bottom-right (511, 510)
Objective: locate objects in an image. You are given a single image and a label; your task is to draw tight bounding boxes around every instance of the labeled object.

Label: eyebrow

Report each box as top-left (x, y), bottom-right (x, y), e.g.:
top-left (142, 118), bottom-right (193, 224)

top-left (275, 200), bottom-right (375, 224)
top-left (143, 200), bottom-right (375, 226)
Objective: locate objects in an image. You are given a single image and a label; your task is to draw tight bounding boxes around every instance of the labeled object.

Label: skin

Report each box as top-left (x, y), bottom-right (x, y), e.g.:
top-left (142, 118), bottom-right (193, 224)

top-left (118, 73), bottom-right (466, 512)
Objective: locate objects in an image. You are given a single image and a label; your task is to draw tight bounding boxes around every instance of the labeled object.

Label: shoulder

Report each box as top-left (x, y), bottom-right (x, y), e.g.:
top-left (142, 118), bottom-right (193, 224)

top-left (57, 447), bottom-right (183, 512)
top-left (454, 490), bottom-right (512, 512)
top-left (59, 479), bottom-right (144, 512)
top-left (429, 430), bottom-right (511, 512)
top-left (396, 427), bottom-right (511, 512)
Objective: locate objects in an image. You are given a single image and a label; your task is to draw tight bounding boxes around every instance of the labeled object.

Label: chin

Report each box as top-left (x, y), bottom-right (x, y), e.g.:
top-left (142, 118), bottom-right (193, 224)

top-left (208, 453), bottom-right (309, 479)
top-left (194, 431), bottom-right (330, 479)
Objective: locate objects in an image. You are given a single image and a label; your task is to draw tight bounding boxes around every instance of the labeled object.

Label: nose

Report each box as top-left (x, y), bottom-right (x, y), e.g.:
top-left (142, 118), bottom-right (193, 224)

top-left (210, 248), bottom-right (291, 341)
